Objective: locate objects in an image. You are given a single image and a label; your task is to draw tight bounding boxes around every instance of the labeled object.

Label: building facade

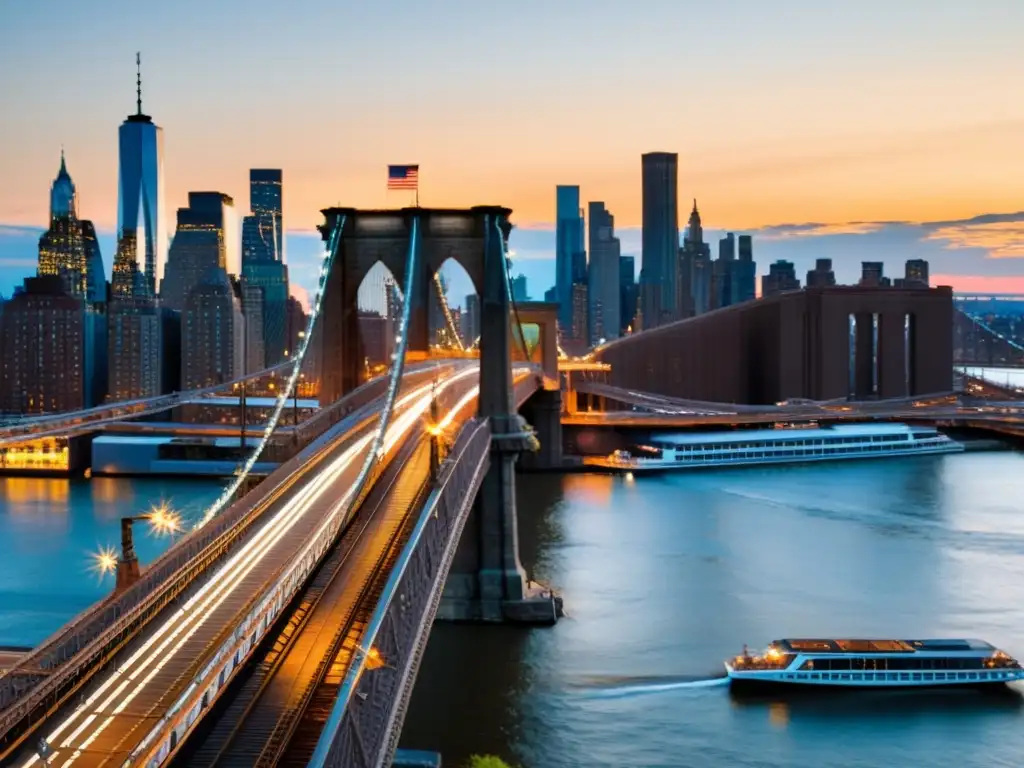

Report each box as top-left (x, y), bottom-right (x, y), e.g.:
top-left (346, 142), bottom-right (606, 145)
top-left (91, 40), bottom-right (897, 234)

top-left (555, 185), bottom-right (584, 333)
top-left (806, 258), bottom-right (837, 288)
top-left (0, 276), bottom-right (89, 414)
top-left (730, 234), bottom-right (757, 304)
top-left (595, 286), bottom-right (953, 405)
top-left (37, 152), bottom-right (89, 299)
top-left (762, 260), bottom-right (801, 296)
top-left (107, 297), bottom-right (163, 401)
top-left (181, 268), bottom-right (244, 389)
top-left (239, 278), bottom-right (266, 373)
top-left (587, 201), bottom-right (621, 344)
top-left (677, 200), bottom-right (712, 317)
top-left (161, 192), bottom-right (236, 311)
top-left (242, 169), bottom-right (289, 365)
top-left (640, 152), bottom-right (679, 327)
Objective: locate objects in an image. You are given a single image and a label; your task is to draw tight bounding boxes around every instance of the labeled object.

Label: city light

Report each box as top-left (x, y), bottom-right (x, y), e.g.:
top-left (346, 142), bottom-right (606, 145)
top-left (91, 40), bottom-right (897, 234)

top-left (148, 503), bottom-right (182, 535)
top-left (91, 546), bottom-right (118, 577)
top-left (364, 646), bottom-right (386, 670)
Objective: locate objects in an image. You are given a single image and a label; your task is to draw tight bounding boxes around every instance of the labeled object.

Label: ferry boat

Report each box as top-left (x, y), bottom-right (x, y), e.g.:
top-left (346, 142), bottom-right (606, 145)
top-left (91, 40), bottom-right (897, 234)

top-left (726, 638), bottom-right (1024, 690)
top-left (597, 423), bottom-right (962, 472)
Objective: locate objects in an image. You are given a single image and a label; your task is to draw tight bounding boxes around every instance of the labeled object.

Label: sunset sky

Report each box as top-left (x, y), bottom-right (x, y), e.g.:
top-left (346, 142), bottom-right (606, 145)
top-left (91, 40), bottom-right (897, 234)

top-left (3, 0), bottom-right (1024, 303)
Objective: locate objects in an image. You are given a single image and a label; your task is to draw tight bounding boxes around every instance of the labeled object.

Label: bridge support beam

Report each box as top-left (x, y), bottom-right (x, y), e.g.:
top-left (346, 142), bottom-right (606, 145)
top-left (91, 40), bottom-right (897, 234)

top-left (439, 209), bottom-right (561, 625)
top-left (518, 388), bottom-right (563, 471)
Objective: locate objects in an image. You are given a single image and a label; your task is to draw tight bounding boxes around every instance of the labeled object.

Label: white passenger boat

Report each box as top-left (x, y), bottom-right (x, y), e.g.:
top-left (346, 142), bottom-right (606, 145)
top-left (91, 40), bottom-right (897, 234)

top-left (598, 423), bottom-right (962, 472)
top-left (726, 638), bottom-right (1024, 690)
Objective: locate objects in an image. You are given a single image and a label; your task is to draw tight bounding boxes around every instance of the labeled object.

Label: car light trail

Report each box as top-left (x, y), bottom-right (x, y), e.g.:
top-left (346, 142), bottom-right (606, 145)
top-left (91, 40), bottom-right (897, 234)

top-left (20, 366), bottom-right (485, 768)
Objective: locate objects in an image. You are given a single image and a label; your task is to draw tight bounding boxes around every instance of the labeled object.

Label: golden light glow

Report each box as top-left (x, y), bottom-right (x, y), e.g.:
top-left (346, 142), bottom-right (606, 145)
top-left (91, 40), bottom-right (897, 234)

top-left (91, 545), bottom-right (118, 577)
top-left (364, 646), bottom-right (386, 670)
top-left (0, 438), bottom-right (70, 472)
top-left (148, 503), bottom-right (182, 535)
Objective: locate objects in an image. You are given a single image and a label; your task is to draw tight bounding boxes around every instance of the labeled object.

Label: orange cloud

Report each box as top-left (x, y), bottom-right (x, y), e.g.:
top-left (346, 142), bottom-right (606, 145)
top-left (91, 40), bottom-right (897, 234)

top-left (756, 222), bottom-right (887, 240)
top-left (924, 220), bottom-right (1024, 258)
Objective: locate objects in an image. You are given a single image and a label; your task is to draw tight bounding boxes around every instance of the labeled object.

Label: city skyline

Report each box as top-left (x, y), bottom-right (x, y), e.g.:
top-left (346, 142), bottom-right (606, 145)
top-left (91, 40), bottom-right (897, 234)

top-left (3, 1), bottom-right (1024, 303)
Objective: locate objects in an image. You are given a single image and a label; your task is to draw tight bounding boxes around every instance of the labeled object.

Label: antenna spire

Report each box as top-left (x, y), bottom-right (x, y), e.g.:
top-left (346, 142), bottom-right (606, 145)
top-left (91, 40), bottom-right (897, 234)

top-left (136, 52), bottom-right (142, 115)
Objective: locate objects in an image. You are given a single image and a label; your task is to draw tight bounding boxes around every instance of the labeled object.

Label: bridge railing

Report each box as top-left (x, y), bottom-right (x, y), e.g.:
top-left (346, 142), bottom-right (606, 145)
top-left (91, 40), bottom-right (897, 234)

top-left (309, 417), bottom-right (493, 768)
top-left (0, 370), bottom-right (422, 744)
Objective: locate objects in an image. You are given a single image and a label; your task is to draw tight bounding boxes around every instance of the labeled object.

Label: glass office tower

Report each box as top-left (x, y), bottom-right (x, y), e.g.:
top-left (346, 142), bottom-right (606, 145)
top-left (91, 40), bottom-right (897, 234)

top-left (112, 56), bottom-right (167, 298)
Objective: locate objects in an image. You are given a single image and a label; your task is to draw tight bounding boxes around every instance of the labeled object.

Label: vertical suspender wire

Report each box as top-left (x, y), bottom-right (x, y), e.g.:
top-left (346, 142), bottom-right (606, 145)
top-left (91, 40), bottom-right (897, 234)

top-left (344, 214), bottom-right (421, 516)
top-left (432, 272), bottom-right (465, 351)
top-left (194, 215), bottom-right (347, 530)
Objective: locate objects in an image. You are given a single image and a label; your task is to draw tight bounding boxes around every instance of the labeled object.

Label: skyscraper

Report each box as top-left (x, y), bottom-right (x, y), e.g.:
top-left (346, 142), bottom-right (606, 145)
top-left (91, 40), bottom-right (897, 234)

top-left (806, 258), bottom-right (836, 288)
top-left (731, 234), bottom-right (757, 304)
top-left (711, 233), bottom-right (736, 310)
top-left (182, 268), bottom-right (245, 389)
top-left (242, 169), bottom-right (289, 365)
top-left (511, 274), bottom-right (528, 303)
top-left (619, 255), bottom-right (637, 334)
top-left (462, 293), bottom-right (480, 348)
top-left (678, 200), bottom-right (712, 317)
top-left (238, 278), bottom-right (266, 373)
top-left (859, 262), bottom-right (890, 287)
top-left (901, 259), bottom-right (930, 288)
top-left (587, 201), bottom-right (621, 344)
top-left (555, 185), bottom-right (584, 333)
top-left (161, 192), bottom-right (236, 311)
top-left (37, 151), bottom-right (88, 298)
top-left (80, 221), bottom-right (106, 303)
top-left (112, 54), bottom-right (167, 299)
top-left (762, 260), bottom-right (801, 296)
top-left (641, 152), bottom-right (679, 327)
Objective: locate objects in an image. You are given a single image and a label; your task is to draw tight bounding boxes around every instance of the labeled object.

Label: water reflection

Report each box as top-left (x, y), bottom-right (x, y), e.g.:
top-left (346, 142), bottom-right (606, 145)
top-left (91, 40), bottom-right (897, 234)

top-left (0, 476), bottom-right (223, 646)
top-left (729, 686), bottom-right (1024, 719)
top-left (402, 452), bottom-right (1024, 768)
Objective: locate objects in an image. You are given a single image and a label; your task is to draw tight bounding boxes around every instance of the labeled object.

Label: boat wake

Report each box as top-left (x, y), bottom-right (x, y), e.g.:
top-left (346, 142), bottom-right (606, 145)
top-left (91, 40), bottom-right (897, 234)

top-left (570, 673), bottom-right (729, 699)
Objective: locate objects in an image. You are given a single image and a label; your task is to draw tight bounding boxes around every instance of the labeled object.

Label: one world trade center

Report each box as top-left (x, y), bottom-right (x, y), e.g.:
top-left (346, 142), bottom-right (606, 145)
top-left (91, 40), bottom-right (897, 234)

top-left (112, 54), bottom-right (166, 298)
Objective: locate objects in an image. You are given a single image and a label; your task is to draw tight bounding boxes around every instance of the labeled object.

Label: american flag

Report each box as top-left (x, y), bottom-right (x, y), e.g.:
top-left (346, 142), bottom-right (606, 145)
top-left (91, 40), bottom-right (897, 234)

top-left (387, 164), bottom-right (419, 190)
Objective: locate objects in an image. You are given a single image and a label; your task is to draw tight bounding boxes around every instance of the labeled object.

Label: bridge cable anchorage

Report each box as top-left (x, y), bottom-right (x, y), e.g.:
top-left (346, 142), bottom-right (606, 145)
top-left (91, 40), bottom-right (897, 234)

top-left (192, 214), bottom-right (348, 530)
top-left (432, 271), bottom-right (465, 352)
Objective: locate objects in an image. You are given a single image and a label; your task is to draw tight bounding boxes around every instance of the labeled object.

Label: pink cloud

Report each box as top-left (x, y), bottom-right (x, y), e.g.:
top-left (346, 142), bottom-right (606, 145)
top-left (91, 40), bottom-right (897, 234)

top-left (290, 284), bottom-right (311, 312)
top-left (931, 274), bottom-right (1024, 294)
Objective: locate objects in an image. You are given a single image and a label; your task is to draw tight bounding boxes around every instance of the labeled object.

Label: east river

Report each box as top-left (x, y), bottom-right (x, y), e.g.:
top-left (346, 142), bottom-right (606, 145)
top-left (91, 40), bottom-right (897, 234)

top-left (3, 451), bottom-right (1024, 767)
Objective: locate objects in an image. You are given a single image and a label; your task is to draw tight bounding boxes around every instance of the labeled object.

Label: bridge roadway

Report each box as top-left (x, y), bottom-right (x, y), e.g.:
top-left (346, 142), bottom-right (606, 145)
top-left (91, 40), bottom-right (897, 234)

top-left (9, 363), bottom-right (537, 768)
top-left (181, 423), bottom-right (445, 765)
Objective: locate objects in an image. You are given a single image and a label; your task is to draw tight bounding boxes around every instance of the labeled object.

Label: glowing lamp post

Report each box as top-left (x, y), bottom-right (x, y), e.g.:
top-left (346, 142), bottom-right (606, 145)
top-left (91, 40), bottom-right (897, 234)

top-left (111, 504), bottom-right (182, 592)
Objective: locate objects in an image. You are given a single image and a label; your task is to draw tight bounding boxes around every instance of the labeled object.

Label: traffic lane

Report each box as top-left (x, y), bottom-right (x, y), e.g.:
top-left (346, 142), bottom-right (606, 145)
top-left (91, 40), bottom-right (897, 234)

top-left (16, 372), bottom-right (478, 768)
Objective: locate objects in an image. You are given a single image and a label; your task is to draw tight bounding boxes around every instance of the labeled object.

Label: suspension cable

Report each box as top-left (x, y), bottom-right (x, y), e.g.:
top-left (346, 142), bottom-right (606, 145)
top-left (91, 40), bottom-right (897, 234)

top-left (194, 215), bottom-right (347, 530)
top-left (432, 272), bottom-right (465, 351)
top-left (495, 219), bottom-right (534, 366)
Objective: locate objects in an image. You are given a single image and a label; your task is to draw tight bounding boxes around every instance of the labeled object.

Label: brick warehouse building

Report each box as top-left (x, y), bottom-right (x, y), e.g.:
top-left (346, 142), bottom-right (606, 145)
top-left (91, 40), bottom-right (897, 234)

top-left (594, 286), bottom-right (953, 405)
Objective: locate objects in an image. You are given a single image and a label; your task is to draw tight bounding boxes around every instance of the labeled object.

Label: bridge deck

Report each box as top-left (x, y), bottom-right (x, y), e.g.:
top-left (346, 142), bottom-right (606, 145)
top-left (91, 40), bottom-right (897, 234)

top-left (186, 438), bottom-right (431, 766)
top-left (10, 376), bottom-right (461, 768)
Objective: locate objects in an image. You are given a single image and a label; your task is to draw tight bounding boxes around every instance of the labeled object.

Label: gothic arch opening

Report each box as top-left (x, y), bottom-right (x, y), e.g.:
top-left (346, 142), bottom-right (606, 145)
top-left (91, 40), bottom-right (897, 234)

top-left (434, 257), bottom-right (478, 357)
top-left (356, 261), bottom-right (403, 381)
